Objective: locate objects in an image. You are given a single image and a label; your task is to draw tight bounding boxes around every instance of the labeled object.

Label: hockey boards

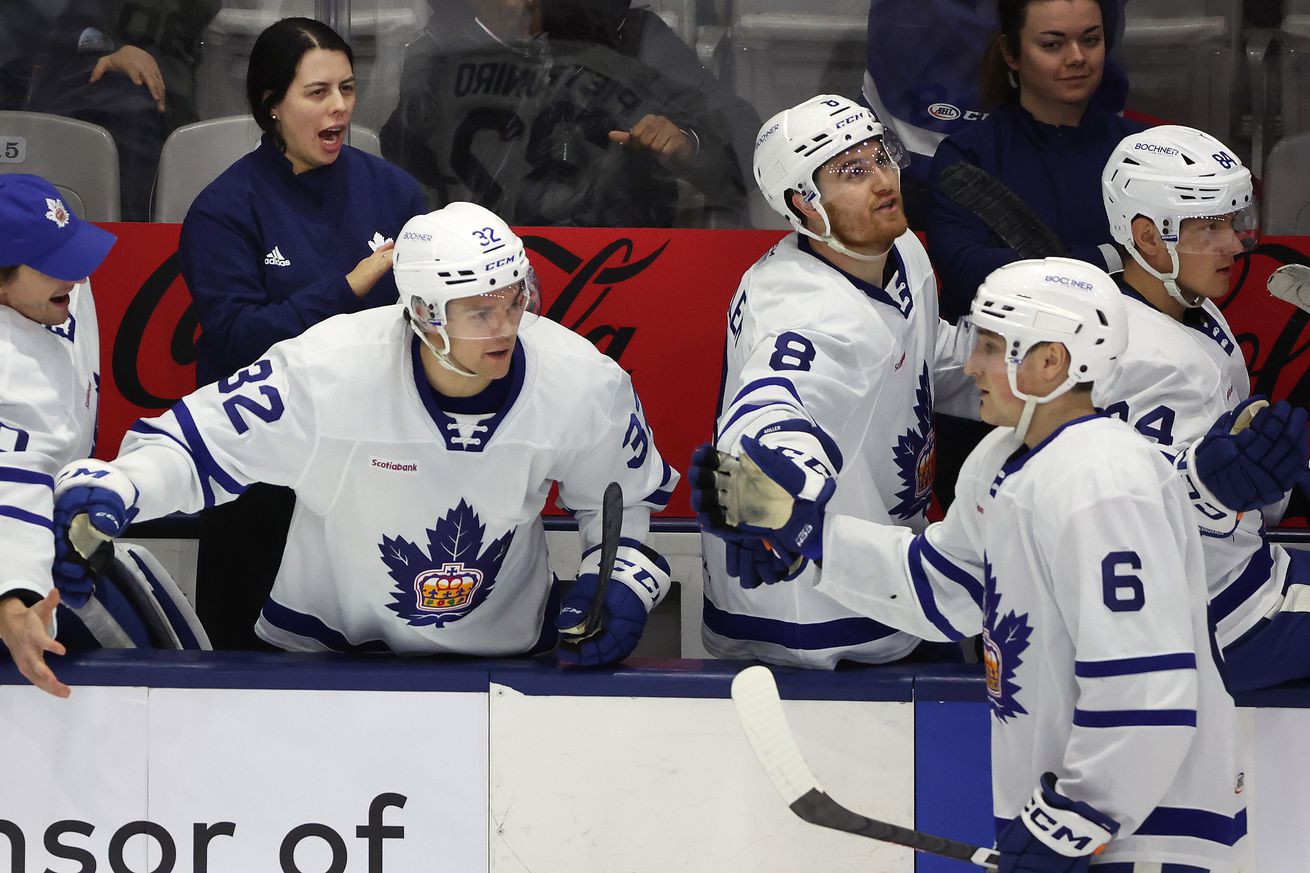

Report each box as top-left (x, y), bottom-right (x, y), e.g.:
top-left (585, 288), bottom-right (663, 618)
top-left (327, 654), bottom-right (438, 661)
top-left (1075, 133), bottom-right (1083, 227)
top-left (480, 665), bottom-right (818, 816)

top-left (730, 665), bottom-right (999, 870)
top-left (938, 162), bottom-right (1068, 260)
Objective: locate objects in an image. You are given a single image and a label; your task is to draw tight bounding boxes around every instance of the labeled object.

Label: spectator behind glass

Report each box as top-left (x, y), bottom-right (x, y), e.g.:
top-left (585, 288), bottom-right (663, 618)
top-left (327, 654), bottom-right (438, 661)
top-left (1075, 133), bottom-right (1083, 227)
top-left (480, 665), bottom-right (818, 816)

top-left (24, 0), bottom-right (221, 221)
top-left (861, 0), bottom-right (1127, 230)
top-left (925, 0), bottom-right (1145, 322)
top-left (924, 0), bottom-right (1145, 512)
top-left (381, 0), bottom-right (759, 227)
top-left (178, 16), bottom-right (426, 650)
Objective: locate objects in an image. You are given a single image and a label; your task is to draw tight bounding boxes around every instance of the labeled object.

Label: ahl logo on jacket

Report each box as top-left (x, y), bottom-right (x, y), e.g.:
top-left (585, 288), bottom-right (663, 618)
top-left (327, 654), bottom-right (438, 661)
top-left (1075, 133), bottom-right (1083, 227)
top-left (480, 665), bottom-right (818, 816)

top-left (379, 500), bottom-right (512, 626)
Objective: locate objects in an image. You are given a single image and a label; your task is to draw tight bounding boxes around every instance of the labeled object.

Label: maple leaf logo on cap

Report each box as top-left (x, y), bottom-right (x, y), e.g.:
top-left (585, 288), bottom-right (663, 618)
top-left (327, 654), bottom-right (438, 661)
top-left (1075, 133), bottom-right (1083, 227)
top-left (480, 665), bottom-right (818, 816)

top-left (44, 197), bottom-right (69, 228)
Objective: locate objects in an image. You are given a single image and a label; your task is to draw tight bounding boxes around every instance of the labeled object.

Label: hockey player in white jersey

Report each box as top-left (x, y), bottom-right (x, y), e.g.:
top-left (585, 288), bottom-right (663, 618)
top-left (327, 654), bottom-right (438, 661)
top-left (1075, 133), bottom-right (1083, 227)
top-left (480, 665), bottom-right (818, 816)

top-left (1098, 125), bottom-right (1310, 692)
top-left (696, 94), bottom-right (975, 669)
top-left (695, 258), bottom-right (1244, 871)
top-left (52, 202), bottom-right (677, 665)
top-left (0, 174), bottom-right (116, 698)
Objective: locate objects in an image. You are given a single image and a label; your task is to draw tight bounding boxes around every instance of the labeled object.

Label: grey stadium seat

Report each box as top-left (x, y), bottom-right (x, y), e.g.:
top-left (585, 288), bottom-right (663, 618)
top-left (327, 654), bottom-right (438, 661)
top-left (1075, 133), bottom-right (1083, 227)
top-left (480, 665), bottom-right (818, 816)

top-left (0, 111), bottom-right (120, 221)
top-left (729, 0), bottom-right (868, 123)
top-left (152, 115), bottom-right (382, 223)
top-left (1261, 131), bottom-right (1310, 235)
top-left (1119, 0), bottom-right (1239, 140)
top-left (1280, 0), bottom-right (1310, 138)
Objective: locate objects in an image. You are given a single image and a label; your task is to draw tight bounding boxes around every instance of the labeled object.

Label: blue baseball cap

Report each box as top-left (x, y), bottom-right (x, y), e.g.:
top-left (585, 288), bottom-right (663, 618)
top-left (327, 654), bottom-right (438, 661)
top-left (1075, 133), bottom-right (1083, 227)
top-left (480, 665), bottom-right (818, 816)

top-left (0, 174), bottom-right (116, 282)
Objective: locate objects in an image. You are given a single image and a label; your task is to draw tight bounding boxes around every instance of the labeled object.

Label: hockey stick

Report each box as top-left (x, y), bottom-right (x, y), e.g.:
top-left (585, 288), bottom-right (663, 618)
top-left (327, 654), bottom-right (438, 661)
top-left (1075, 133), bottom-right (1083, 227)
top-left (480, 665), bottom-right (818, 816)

top-left (67, 513), bottom-right (114, 574)
top-left (938, 162), bottom-right (1067, 260)
top-left (560, 480), bottom-right (624, 642)
top-left (1269, 263), bottom-right (1310, 314)
top-left (730, 665), bottom-right (1000, 870)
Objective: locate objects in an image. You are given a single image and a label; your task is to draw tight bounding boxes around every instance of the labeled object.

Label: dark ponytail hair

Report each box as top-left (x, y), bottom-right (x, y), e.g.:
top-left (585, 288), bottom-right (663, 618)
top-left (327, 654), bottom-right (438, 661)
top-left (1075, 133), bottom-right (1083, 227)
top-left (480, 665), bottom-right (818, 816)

top-left (246, 17), bottom-right (354, 149)
top-left (980, 0), bottom-right (1109, 109)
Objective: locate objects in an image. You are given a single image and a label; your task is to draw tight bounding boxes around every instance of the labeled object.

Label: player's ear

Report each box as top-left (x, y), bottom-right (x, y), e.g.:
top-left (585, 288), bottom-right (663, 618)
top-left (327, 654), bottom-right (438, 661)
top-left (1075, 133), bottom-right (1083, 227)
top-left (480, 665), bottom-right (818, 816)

top-left (788, 190), bottom-right (816, 218)
top-left (1130, 216), bottom-right (1162, 256)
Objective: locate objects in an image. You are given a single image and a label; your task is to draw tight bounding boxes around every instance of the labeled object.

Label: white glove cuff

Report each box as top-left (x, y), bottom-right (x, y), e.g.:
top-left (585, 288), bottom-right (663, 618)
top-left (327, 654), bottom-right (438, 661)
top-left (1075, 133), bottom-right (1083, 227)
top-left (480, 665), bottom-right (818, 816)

top-left (579, 542), bottom-right (671, 612)
top-left (1177, 441), bottom-right (1241, 536)
top-left (1020, 785), bottom-right (1115, 858)
top-left (54, 458), bottom-right (140, 508)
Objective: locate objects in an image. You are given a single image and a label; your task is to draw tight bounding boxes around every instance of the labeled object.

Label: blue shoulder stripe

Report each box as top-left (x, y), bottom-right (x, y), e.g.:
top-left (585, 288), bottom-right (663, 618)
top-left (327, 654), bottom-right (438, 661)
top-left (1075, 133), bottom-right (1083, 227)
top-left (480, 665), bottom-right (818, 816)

top-left (1074, 652), bottom-right (1197, 677)
top-left (730, 376), bottom-right (805, 409)
top-left (170, 402), bottom-right (249, 505)
top-left (907, 537), bottom-right (967, 641)
top-left (720, 400), bottom-right (804, 440)
top-left (0, 467), bottom-right (54, 488)
top-left (1072, 708), bottom-right (1197, 728)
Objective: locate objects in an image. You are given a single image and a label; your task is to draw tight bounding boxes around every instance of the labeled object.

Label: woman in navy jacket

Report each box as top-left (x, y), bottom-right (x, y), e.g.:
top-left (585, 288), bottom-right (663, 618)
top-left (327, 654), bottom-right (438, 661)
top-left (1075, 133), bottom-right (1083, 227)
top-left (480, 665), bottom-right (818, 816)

top-left (178, 17), bottom-right (426, 648)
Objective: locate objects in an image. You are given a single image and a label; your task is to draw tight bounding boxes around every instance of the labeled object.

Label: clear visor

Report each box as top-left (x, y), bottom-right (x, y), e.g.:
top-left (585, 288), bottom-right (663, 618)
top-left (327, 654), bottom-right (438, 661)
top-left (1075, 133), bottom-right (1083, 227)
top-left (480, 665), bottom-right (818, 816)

top-left (815, 136), bottom-right (908, 185)
top-left (1172, 202), bottom-right (1260, 256)
top-left (412, 272), bottom-right (541, 340)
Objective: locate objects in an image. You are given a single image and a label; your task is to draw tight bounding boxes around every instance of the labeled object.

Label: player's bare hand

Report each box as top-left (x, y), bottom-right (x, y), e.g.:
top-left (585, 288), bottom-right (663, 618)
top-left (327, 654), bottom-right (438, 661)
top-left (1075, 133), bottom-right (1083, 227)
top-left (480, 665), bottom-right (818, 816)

top-left (90, 45), bottom-right (166, 112)
top-left (346, 241), bottom-right (395, 299)
top-left (609, 114), bottom-right (694, 164)
top-left (0, 590), bottom-right (70, 699)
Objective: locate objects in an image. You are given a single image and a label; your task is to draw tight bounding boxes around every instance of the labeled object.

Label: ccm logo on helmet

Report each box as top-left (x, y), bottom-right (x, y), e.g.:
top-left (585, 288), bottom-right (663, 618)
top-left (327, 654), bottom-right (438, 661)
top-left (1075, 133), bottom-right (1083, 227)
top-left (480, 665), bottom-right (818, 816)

top-left (834, 113), bottom-right (865, 129)
top-left (1044, 275), bottom-right (1094, 290)
top-left (485, 255), bottom-right (516, 271)
top-left (402, 232), bottom-right (433, 241)
top-left (1134, 142), bottom-right (1180, 156)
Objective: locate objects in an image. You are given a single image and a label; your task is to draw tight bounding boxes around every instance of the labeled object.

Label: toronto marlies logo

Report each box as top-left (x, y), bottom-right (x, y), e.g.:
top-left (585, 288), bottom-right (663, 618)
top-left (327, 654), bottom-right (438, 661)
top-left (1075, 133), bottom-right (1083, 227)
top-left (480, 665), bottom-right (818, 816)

top-left (888, 364), bottom-right (936, 519)
top-left (378, 500), bottom-right (512, 626)
top-left (982, 556), bottom-right (1033, 723)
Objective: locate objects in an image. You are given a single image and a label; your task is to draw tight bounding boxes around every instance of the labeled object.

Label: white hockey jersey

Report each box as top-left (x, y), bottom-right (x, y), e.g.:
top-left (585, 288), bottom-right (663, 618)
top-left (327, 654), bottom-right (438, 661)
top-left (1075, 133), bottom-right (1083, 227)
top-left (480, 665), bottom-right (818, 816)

top-left (0, 283), bottom-right (99, 601)
top-left (701, 230), bottom-right (975, 668)
top-left (113, 308), bottom-right (676, 655)
top-left (1093, 286), bottom-right (1300, 664)
top-left (817, 415), bottom-right (1244, 869)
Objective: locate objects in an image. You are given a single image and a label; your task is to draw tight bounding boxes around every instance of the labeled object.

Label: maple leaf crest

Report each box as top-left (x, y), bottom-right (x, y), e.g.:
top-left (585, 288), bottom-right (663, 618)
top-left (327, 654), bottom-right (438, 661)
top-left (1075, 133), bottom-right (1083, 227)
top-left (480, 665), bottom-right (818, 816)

top-left (982, 555), bottom-right (1033, 724)
top-left (889, 363), bottom-right (936, 520)
top-left (378, 499), bottom-right (513, 627)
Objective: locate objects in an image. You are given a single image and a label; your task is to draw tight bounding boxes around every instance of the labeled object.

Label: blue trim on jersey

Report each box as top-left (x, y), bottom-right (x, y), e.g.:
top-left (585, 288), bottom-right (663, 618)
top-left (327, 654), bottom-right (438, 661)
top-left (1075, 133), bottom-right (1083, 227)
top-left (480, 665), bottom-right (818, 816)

top-left (643, 462), bottom-right (676, 509)
top-left (907, 537), bottom-right (968, 641)
top-left (753, 417), bottom-right (846, 474)
top-left (1135, 806), bottom-right (1247, 847)
top-left (1209, 538), bottom-right (1276, 626)
top-left (0, 466), bottom-right (54, 487)
top-left (1072, 708), bottom-right (1197, 728)
top-left (261, 598), bottom-right (392, 653)
top-left (702, 598), bottom-right (905, 650)
top-left (997, 413), bottom-right (1109, 482)
top-left (410, 336), bottom-right (526, 452)
top-left (719, 401), bottom-right (797, 441)
top-left (1074, 652), bottom-right (1198, 677)
top-left (125, 550), bottom-right (202, 650)
top-left (796, 235), bottom-right (914, 317)
top-left (919, 538), bottom-right (983, 609)
top-left (730, 376), bottom-right (805, 409)
top-left (168, 402), bottom-right (249, 505)
top-left (0, 505), bottom-right (51, 528)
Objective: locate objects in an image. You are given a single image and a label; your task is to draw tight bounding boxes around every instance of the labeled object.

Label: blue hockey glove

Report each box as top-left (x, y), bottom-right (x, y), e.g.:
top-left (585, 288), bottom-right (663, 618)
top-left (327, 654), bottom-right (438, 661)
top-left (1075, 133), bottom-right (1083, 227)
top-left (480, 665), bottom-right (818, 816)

top-left (1194, 396), bottom-right (1309, 512)
top-left (689, 438), bottom-right (833, 562)
top-left (995, 773), bottom-right (1117, 873)
top-left (52, 460), bottom-right (139, 609)
top-left (555, 572), bottom-right (648, 667)
top-left (725, 538), bottom-right (806, 589)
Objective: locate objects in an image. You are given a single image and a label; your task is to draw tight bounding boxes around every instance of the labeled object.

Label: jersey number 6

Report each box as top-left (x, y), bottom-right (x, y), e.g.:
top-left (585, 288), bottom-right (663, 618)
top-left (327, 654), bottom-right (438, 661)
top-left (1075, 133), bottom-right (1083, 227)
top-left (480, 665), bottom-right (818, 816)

top-left (217, 360), bottom-right (286, 435)
top-left (1101, 550), bottom-right (1145, 613)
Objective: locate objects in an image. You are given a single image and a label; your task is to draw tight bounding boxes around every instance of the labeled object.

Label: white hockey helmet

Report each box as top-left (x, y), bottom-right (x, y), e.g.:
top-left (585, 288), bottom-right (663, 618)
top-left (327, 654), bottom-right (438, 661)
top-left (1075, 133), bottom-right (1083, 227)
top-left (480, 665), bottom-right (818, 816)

top-left (393, 202), bottom-right (539, 377)
top-left (970, 257), bottom-right (1127, 440)
top-left (1103, 125), bottom-right (1257, 308)
top-left (753, 94), bottom-right (907, 260)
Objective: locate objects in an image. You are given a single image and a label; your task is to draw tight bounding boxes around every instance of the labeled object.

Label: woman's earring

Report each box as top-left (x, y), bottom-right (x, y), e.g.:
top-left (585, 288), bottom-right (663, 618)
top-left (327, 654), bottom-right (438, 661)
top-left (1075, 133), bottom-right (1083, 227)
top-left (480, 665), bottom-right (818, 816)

top-left (1007, 70), bottom-right (1018, 89)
